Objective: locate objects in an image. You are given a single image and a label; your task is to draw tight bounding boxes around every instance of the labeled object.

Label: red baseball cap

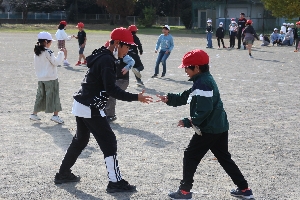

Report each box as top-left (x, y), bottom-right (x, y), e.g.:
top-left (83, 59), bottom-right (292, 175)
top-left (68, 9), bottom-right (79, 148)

top-left (296, 21), bottom-right (300, 25)
top-left (60, 21), bottom-right (67, 26)
top-left (128, 25), bottom-right (138, 32)
top-left (76, 22), bottom-right (84, 28)
top-left (179, 49), bottom-right (209, 68)
top-left (246, 20), bottom-right (253, 25)
top-left (110, 27), bottom-right (136, 45)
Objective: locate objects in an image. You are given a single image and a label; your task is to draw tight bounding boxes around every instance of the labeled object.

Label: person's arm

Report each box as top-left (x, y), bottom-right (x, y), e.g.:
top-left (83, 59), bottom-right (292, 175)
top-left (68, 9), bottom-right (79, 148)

top-left (61, 30), bottom-right (72, 41)
top-left (135, 36), bottom-right (143, 54)
top-left (121, 55), bottom-right (135, 74)
top-left (155, 35), bottom-right (162, 52)
top-left (165, 89), bottom-right (192, 107)
top-left (168, 35), bottom-right (174, 52)
top-left (45, 49), bottom-right (64, 66)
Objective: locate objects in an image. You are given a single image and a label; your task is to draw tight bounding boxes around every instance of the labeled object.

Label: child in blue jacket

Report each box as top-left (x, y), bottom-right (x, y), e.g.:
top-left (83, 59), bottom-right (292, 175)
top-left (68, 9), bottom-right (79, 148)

top-left (152, 25), bottom-right (174, 78)
top-left (157, 49), bottom-right (254, 200)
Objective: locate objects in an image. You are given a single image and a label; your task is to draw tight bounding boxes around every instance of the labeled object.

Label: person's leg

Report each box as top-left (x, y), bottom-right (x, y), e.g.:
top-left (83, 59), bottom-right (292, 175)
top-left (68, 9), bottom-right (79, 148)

top-left (105, 79), bottom-right (129, 118)
top-left (33, 81), bottom-right (46, 114)
top-left (210, 131), bottom-right (249, 191)
top-left (233, 35), bottom-right (236, 47)
top-left (237, 32), bottom-right (241, 48)
top-left (44, 79), bottom-right (62, 113)
top-left (208, 32), bottom-right (212, 47)
top-left (154, 51), bottom-right (165, 75)
top-left (295, 38), bottom-right (299, 50)
top-left (83, 116), bottom-right (136, 192)
top-left (217, 38), bottom-right (220, 47)
top-left (221, 38), bottom-right (225, 47)
top-left (58, 116), bottom-right (90, 175)
top-left (179, 133), bottom-right (216, 192)
top-left (161, 52), bottom-right (170, 76)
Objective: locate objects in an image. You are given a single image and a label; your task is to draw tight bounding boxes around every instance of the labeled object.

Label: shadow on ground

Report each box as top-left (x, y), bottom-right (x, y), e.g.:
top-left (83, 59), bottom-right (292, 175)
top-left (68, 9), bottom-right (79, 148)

top-left (111, 123), bottom-right (173, 148)
top-left (32, 123), bottom-right (98, 158)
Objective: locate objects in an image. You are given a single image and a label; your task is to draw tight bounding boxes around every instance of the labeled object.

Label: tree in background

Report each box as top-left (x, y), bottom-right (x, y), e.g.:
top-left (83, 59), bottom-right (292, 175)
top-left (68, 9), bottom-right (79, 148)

top-left (181, 0), bottom-right (192, 29)
top-left (97, 0), bottom-right (136, 25)
top-left (261, 0), bottom-right (300, 19)
top-left (138, 6), bottom-right (156, 27)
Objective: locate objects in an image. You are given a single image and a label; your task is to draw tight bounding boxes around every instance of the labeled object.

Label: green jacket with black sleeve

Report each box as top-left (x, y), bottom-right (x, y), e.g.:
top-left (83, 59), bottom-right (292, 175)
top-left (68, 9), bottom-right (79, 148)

top-left (166, 72), bottom-right (229, 134)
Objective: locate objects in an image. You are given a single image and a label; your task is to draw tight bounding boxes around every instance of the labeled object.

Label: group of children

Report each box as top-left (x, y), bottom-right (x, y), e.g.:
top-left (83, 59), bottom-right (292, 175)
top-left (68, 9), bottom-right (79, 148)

top-left (29, 24), bottom-right (255, 199)
top-left (266, 21), bottom-right (300, 52)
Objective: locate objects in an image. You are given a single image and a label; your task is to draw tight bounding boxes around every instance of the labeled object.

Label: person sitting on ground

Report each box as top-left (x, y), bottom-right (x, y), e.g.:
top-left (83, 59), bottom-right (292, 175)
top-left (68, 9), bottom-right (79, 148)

top-left (270, 28), bottom-right (282, 46)
top-left (261, 35), bottom-right (270, 46)
top-left (279, 30), bottom-right (285, 43)
top-left (282, 28), bottom-right (293, 46)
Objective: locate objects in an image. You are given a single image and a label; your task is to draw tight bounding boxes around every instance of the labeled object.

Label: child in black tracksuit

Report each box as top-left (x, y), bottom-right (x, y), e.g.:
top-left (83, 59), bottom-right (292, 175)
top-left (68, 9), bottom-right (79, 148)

top-left (216, 22), bottom-right (226, 48)
top-left (54, 27), bottom-right (152, 193)
top-left (157, 49), bottom-right (254, 200)
top-left (128, 25), bottom-right (145, 86)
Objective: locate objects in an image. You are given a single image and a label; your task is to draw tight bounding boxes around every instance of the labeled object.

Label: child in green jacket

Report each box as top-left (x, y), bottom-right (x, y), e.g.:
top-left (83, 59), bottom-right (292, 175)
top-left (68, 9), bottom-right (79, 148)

top-left (157, 49), bottom-right (254, 200)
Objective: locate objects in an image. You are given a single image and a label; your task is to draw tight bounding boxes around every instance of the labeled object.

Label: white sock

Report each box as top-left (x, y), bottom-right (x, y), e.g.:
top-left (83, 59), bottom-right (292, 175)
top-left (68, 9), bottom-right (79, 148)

top-left (105, 155), bottom-right (122, 182)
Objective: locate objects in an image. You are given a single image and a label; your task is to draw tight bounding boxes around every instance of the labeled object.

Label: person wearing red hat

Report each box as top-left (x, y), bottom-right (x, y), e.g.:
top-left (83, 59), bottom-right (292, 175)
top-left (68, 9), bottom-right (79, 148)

top-left (128, 25), bottom-right (145, 86)
top-left (54, 27), bottom-right (153, 193)
top-left (73, 22), bottom-right (87, 66)
top-left (242, 20), bottom-right (259, 58)
top-left (55, 20), bottom-right (74, 66)
top-left (294, 21), bottom-right (300, 52)
top-left (157, 49), bottom-right (254, 200)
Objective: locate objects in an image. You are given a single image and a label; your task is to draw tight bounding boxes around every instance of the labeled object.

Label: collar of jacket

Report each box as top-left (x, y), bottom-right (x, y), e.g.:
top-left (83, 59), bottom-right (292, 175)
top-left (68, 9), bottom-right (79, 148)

top-left (188, 71), bottom-right (210, 82)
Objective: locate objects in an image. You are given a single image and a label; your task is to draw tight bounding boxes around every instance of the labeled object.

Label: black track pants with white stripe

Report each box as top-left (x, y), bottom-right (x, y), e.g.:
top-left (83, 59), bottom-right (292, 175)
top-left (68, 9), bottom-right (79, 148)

top-left (59, 116), bottom-right (118, 175)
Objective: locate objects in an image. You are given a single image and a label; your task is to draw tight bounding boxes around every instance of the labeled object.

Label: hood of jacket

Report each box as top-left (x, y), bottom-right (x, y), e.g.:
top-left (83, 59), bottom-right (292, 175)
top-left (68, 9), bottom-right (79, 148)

top-left (86, 46), bottom-right (114, 68)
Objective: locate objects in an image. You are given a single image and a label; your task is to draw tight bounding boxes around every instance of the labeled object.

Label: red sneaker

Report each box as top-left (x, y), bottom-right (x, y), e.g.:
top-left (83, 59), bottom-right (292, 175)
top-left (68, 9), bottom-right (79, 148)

top-left (75, 61), bottom-right (81, 66)
top-left (82, 60), bottom-right (87, 65)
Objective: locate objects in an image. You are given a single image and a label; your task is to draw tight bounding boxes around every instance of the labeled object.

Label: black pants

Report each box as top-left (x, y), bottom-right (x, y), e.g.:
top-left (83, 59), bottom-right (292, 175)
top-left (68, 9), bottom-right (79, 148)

top-left (217, 38), bottom-right (225, 47)
top-left (295, 38), bottom-right (300, 50)
top-left (237, 31), bottom-right (242, 48)
top-left (59, 116), bottom-right (117, 174)
top-left (179, 131), bottom-right (248, 192)
top-left (229, 35), bottom-right (236, 48)
top-left (128, 51), bottom-right (144, 82)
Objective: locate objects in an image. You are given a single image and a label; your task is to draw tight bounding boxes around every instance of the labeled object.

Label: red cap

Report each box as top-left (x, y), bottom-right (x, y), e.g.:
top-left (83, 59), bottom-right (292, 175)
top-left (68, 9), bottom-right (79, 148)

top-left (296, 21), bottom-right (300, 25)
top-left (76, 22), bottom-right (84, 28)
top-left (179, 49), bottom-right (209, 68)
top-left (110, 27), bottom-right (136, 45)
top-left (246, 20), bottom-right (253, 25)
top-left (60, 21), bottom-right (67, 26)
top-left (128, 25), bottom-right (138, 32)
top-left (231, 18), bottom-right (235, 21)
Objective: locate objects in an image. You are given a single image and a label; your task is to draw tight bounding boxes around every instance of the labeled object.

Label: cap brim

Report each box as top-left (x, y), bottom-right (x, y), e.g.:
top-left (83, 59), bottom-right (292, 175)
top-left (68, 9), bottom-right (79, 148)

top-left (51, 39), bottom-right (56, 41)
top-left (178, 64), bottom-right (186, 68)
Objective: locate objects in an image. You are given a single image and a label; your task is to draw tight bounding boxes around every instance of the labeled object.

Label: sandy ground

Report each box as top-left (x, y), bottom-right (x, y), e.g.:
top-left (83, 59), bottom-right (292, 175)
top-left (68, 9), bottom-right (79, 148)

top-left (0, 31), bottom-right (299, 200)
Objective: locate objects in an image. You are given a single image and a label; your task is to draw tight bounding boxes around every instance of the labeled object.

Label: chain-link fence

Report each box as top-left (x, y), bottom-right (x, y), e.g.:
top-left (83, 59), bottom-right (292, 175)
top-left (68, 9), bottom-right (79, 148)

top-left (0, 12), bottom-right (183, 26)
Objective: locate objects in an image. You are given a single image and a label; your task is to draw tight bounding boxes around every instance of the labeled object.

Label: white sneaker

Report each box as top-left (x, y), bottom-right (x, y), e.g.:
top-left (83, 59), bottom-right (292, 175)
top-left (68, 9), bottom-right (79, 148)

top-left (63, 61), bottom-right (70, 66)
top-left (30, 114), bottom-right (41, 121)
top-left (132, 68), bottom-right (142, 78)
top-left (51, 115), bottom-right (64, 124)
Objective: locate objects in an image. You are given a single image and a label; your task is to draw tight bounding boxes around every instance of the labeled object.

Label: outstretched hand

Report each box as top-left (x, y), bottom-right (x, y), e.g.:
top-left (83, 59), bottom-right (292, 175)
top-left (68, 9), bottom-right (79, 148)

top-left (156, 94), bottom-right (168, 103)
top-left (138, 90), bottom-right (153, 104)
top-left (121, 68), bottom-right (129, 75)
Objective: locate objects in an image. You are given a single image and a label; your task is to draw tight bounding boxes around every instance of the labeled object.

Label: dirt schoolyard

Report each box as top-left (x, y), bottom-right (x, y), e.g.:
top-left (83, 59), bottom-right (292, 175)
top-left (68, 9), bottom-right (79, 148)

top-left (0, 31), bottom-right (299, 200)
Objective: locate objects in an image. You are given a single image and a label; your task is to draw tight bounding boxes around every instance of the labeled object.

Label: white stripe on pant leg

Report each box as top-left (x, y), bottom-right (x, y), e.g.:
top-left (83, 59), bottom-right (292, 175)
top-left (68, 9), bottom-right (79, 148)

top-left (105, 155), bottom-right (122, 182)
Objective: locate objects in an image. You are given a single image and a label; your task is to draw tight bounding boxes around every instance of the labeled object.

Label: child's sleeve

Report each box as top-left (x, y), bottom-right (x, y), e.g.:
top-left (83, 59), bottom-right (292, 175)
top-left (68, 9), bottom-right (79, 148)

top-left (155, 35), bottom-right (162, 51)
top-left (166, 89), bottom-right (192, 107)
top-left (169, 36), bottom-right (174, 52)
top-left (62, 30), bottom-right (72, 41)
top-left (123, 55), bottom-right (135, 71)
top-left (45, 49), bottom-right (64, 66)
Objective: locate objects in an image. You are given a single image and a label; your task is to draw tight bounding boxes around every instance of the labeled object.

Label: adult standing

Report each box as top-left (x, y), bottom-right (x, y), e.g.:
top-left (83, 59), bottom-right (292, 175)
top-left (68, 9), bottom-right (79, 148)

top-left (237, 13), bottom-right (247, 49)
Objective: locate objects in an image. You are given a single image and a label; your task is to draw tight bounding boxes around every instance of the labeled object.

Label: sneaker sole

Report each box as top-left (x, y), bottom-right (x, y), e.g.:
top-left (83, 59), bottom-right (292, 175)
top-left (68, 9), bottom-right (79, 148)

top-left (54, 178), bottom-right (80, 184)
top-left (132, 68), bottom-right (142, 78)
top-left (106, 187), bottom-right (137, 193)
top-left (230, 194), bottom-right (255, 199)
top-left (30, 118), bottom-right (41, 121)
top-left (51, 119), bottom-right (64, 124)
